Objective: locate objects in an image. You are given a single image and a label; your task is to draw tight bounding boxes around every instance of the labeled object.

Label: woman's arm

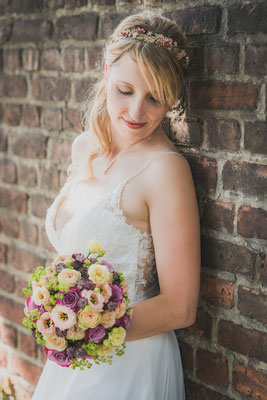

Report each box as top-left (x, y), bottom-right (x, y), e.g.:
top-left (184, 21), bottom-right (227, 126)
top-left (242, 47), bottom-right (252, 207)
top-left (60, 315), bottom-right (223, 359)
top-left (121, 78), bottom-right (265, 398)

top-left (125, 154), bottom-right (201, 341)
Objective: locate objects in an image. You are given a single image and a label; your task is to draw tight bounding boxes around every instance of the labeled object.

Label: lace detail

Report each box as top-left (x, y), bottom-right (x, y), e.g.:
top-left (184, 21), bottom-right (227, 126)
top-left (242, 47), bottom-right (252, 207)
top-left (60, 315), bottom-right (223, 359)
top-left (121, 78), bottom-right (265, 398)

top-left (45, 151), bottom-right (185, 305)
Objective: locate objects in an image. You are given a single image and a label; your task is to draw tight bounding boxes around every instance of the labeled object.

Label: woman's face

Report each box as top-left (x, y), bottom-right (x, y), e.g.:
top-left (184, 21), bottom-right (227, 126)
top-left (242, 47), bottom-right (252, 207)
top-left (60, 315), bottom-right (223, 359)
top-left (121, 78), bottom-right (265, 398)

top-left (104, 52), bottom-right (170, 147)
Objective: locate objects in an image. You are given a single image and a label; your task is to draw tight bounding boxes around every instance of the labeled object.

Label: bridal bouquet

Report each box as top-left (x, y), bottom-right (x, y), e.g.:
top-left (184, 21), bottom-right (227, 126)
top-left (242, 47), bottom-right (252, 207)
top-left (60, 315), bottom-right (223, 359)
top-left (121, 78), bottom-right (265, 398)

top-left (23, 240), bottom-right (133, 370)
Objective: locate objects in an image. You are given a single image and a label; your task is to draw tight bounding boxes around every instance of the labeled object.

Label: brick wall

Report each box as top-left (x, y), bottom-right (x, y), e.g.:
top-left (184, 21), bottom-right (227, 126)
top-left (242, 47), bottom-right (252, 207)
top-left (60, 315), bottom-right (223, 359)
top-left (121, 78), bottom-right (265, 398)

top-left (0, 1), bottom-right (266, 399)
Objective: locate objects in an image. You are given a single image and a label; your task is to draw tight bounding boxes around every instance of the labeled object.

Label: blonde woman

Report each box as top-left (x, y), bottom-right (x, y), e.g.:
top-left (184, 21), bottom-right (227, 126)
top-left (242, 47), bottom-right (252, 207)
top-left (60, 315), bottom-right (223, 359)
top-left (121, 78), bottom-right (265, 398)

top-left (33, 10), bottom-right (200, 400)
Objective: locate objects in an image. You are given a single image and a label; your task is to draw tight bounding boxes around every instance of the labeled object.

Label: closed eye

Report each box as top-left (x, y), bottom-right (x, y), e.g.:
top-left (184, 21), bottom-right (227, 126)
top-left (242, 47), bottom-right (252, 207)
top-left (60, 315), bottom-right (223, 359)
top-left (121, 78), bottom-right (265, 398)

top-left (117, 88), bottom-right (159, 103)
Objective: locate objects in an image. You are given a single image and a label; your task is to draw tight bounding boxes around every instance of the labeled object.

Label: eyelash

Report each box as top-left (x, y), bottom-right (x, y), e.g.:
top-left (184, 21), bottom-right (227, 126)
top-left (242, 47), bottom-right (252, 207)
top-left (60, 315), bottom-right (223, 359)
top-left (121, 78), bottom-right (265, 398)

top-left (117, 88), bottom-right (159, 103)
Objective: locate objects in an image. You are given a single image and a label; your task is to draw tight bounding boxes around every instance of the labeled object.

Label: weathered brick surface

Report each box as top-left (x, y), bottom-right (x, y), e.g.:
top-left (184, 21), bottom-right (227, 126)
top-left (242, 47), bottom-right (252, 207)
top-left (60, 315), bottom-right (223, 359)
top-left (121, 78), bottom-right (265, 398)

top-left (232, 364), bottom-right (267, 399)
top-left (165, 6), bottom-right (221, 36)
top-left (201, 276), bottom-right (235, 309)
top-left (206, 118), bottom-right (241, 152)
top-left (1, 1), bottom-right (267, 397)
top-left (237, 206), bottom-right (267, 240)
top-left (244, 121), bottom-right (267, 155)
top-left (238, 286), bottom-right (267, 325)
top-left (218, 320), bottom-right (267, 363)
top-left (222, 161), bottom-right (267, 197)
top-left (190, 81), bottom-right (259, 111)
top-left (54, 13), bottom-right (99, 41)
top-left (196, 348), bottom-right (229, 386)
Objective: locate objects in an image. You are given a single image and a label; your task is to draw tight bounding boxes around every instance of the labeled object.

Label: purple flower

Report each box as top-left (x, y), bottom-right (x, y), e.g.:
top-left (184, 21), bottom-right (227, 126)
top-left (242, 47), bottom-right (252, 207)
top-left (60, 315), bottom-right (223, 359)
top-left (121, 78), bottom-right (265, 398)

top-left (72, 253), bottom-right (86, 263)
top-left (61, 287), bottom-right (81, 310)
top-left (109, 284), bottom-right (123, 306)
top-left (37, 305), bottom-right (46, 315)
top-left (85, 324), bottom-right (106, 344)
top-left (45, 348), bottom-right (71, 367)
top-left (74, 348), bottom-right (88, 359)
top-left (101, 260), bottom-right (115, 273)
top-left (115, 314), bottom-right (131, 330)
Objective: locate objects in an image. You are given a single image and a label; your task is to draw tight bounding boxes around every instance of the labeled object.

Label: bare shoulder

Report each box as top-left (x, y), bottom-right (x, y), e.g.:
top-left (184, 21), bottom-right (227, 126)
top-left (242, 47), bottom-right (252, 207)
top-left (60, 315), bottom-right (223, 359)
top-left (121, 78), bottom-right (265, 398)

top-left (71, 131), bottom-right (90, 161)
top-left (144, 151), bottom-right (194, 202)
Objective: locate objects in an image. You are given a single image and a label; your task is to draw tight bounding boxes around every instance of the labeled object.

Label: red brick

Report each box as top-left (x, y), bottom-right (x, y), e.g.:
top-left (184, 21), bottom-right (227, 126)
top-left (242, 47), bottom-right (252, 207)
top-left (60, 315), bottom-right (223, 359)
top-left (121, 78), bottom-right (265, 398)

top-left (40, 168), bottom-right (60, 192)
top-left (32, 77), bottom-right (71, 101)
top-left (207, 43), bottom-right (240, 74)
top-left (244, 121), bottom-right (267, 155)
top-left (3, 49), bottom-right (20, 70)
top-left (18, 331), bottom-right (37, 358)
top-left (31, 194), bottom-right (53, 219)
top-left (63, 47), bottom-right (84, 72)
top-left (16, 276), bottom-right (29, 299)
top-left (170, 119), bottom-right (203, 147)
top-left (0, 75), bottom-right (27, 98)
top-left (0, 129), bottom-right (8, 152)
top-left (22, 104), bottom-right (40, 127)
top-left (261, 255), bottom-right (267, 285)
top-left (0, 158), bottom-right (17, 183)
top-left (206, 119), bottom-right (241, 151)
top-left (201, 277), bottom-right (234, 309)
top-left (179, 341), bottom-right (193, 371)
top-left (0, 21), bottom-right (12, 45)
top-left (232, 364), bottom-right (267, 399)
top-left (186, 308), bottom-right (212, 341)
top-left (0, 269), bottom-right (15, 293)
top-left (228, 4), bottom-right (267, 35)
top-left (0, 321), bottom-right (17, 347)
top-left (86, 47), bottom-right (102, 72)
top-left (74, 77), bottom-right (95, 102)
top-left (196, 348), bottom-right (229, 386)
top-left (42, 107), bottom-right (62, 130)
top-left (22, 47), bottom-right (39, 71)
top-left (222, 161), bottom-right (266, 197)
top-left (185, 380), bottom-right (231, 400)
top-left (51, 138), bottom-right (72, 164)
top-left (186, 155), bottom-right (217, 192)
top-left (11, 134), bottom-right (47, 159)
top-left (0, 188), bottom-right (28, 214)
top-left (218, 320), bottom-right (267, 363)
top-left (238, 286), bottom-right (267, 325)
top-left (11, 19), bottom-right (52, 43)
top-left (202, 199), bottom-right (234, 233)
top-left (245, 44), bottom-right (267, 75)
top-left (18, 164), bottom-right (38, 187)
top-left (201, 236), bottom-right (258, 277)
top-left (0, 103), bottom-right (22, 126)
top-left (164, 6), bottom-right (221, 36)
top-left (0, 347), bottom-right (8, 367)
top-left (54, 13), bottom-right (98, 40)
top-left (8, 245), bottom-right (45, 273)
top-left (40, 48), bottom-right (61, 71)
top-left (11, 354), bottom-right (42, 385)
top-left (190, 80), bottom-right (259, 111)
top-left (0, 214), bottom-right (20, 238)
top-left (237, 206), bottom-right (267, 240)
top-left (0, 243), bottom-right (7, 263)
top-left (63, 108), bottom-right (83, 131)
top-left (40, 226), bottom-right (57, 253)
top-left (0, 0), bottom-right (46, 14)
top-left (100, 13), bottom-right (128, 39)
top-left (0, 295), bottom-right (25, 325)
top-left (187, 46), bottom-right (204, 74)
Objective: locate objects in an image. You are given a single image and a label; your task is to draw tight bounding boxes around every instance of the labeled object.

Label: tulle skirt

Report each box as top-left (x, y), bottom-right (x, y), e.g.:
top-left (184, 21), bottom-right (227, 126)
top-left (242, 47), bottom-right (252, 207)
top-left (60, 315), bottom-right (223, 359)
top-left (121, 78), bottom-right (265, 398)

top-left (32, 330), bottom-right (185, 400)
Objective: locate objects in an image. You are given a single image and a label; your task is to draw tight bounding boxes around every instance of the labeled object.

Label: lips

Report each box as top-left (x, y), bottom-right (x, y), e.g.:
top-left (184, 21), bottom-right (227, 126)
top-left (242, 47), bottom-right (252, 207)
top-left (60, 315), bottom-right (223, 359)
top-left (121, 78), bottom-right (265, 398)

top-left (122, 117), bottom-right (147, 128)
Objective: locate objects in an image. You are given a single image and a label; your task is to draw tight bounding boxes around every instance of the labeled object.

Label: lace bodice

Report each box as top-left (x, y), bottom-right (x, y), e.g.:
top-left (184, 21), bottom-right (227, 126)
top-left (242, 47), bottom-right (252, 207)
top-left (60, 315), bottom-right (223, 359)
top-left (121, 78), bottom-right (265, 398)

top-left (45, 151), bottom-right (184, 306)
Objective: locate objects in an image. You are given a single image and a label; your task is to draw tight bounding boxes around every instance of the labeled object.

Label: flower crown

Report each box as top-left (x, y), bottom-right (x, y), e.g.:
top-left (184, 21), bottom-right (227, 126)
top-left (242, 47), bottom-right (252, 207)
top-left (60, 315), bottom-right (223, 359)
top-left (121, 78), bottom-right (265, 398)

top-left (111, 27), bottom-right (189, 68)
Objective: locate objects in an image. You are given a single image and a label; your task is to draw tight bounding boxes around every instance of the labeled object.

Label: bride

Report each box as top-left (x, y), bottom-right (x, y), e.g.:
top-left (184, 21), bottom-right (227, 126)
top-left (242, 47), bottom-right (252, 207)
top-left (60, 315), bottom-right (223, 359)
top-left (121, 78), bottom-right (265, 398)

top-left (32, 9), bottom-right (200, 400)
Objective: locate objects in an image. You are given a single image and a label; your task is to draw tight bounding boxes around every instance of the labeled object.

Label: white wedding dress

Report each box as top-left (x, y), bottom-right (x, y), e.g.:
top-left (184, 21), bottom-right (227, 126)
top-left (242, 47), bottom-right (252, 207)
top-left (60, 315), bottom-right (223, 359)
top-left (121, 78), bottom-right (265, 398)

top-left (32, 138), bottom-right (185, 400)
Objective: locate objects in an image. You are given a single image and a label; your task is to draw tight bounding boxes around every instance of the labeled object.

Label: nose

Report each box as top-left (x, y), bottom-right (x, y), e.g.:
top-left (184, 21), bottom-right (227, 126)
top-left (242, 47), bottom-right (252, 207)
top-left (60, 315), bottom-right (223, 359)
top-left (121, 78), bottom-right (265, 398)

top-left (128, 95), bottom-right (146, 121)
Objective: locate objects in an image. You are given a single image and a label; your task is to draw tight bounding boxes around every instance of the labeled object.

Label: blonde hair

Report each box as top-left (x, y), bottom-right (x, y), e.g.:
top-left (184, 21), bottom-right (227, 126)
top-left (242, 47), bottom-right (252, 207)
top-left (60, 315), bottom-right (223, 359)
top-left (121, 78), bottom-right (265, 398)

top-left (78, 9), bottom-right (187, 179)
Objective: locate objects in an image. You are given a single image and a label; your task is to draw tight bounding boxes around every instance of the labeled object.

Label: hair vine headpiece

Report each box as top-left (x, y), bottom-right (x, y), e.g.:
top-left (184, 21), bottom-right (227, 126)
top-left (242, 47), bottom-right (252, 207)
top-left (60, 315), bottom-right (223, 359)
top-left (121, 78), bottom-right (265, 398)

top-left (111, 27), bottom-right (189, 68)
